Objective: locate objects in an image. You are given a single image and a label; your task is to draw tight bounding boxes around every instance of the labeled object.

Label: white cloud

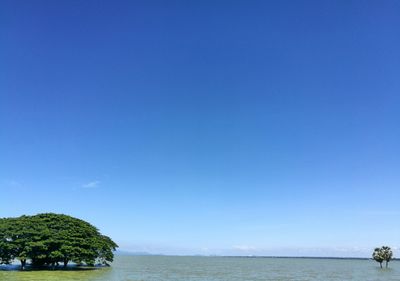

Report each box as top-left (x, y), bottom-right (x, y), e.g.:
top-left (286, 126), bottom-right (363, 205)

top-left (233, 245), bottom-right (257, 251)
top-left (2, 179), bottom-right (22, 187)
top-left (82, 181), bottom-right (100, 188)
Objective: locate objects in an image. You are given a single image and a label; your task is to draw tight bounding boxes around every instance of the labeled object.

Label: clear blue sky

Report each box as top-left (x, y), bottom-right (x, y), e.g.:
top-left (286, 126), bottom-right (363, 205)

top-left (1, 0), bottom-right (399, 257)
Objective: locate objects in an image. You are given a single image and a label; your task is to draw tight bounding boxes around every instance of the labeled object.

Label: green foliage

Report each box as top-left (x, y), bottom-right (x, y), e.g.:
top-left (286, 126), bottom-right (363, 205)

top-left (372, 246), bottom-right (393, 268)
top-left (0, 213), bottom-right (118, 269)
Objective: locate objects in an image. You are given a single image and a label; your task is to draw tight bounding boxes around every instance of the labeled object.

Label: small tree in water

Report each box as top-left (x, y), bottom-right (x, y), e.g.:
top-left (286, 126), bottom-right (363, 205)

top-left (373, 246), bottom-right (393, 268)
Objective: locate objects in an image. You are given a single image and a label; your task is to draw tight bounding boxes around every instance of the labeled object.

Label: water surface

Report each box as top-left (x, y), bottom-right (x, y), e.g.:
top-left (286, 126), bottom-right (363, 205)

top-left (1, 256), bottom-right (399, 281)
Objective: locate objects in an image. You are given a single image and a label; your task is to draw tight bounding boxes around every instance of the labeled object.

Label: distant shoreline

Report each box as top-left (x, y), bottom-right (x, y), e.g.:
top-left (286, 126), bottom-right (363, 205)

top-left (115, 253), bottom-right (399, 261)
top-left (223, 256), bottom-right (372, 260)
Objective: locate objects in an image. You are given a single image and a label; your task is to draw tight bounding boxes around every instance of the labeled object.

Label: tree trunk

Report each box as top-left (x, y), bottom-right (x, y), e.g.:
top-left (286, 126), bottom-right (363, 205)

top-left (380, 262), bottom-right (382, 268)
top-left (63, 259), bottom-right (69, 268)
top-left (386, 261), bottom-right (389, 268)
top-left (21, 259), bottom-right (26, 271)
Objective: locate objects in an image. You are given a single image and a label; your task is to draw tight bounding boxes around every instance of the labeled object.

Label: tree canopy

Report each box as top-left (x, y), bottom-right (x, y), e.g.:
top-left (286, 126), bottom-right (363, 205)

top-left (0, 213), bottom-right (118, 270)
top-left (372, 246), bottom-right (393, 268)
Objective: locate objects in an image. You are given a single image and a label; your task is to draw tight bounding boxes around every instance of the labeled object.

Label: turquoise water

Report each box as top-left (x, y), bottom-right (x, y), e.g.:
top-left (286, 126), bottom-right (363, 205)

top-left (1, 256), bottom-right (399, 281)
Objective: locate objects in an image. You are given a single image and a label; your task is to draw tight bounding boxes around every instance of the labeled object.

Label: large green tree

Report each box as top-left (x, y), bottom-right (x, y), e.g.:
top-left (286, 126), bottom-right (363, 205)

top-left (0, 213), bottom-right (118, 270)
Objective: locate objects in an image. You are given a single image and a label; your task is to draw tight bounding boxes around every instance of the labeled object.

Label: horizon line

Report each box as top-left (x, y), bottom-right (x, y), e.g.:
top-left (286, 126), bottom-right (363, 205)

top-left (115, 252), bottom-right (390, 260)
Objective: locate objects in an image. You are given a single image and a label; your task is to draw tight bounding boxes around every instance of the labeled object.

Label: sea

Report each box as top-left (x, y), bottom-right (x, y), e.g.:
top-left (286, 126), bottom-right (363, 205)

top-left (1, 255), bottom-right (399, 281)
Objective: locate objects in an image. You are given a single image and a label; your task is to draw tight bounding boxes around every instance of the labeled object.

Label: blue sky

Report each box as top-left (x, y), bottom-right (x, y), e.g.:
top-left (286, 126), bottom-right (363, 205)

top-left (1, 0), bottom-right (399, 257)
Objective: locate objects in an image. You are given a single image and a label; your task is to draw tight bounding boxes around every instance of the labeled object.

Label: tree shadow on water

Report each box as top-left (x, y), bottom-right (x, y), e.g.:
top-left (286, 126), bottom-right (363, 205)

top-left (1, 265), bottom-right (113, 281)
top-left (0, 264), bottom-right (110, 272)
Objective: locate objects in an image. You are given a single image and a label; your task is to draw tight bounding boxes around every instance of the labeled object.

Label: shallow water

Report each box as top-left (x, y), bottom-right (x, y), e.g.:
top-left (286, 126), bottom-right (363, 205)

top-left (1, 256), bottom-right (399, 281)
